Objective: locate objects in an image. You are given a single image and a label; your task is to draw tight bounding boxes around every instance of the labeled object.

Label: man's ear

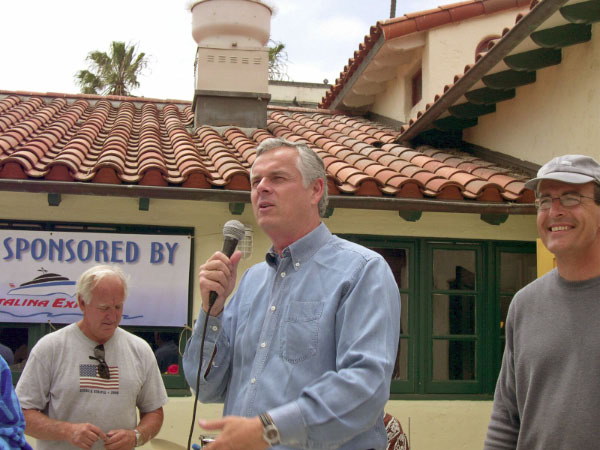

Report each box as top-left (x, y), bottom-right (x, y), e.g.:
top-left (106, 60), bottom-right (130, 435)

top-left (310, 178), bottom-right (324, 205)
top-left (77, 295), bottom-right (85, 311)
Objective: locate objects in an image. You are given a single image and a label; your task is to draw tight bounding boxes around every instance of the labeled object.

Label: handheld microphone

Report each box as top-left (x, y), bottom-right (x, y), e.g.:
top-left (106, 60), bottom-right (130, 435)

top-left (187, 220), bottom-right (246, 450)
top-left (208, 220), bottom-right (246, 308)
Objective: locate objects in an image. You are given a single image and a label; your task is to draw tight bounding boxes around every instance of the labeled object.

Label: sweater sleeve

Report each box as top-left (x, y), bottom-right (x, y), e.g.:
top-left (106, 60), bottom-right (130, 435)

top-left (484, 303), bottom-right (520, 449)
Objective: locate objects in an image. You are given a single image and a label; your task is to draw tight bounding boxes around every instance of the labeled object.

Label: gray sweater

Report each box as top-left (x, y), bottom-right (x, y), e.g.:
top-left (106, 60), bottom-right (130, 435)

top-left (484, 269), bottom-right (600, 449)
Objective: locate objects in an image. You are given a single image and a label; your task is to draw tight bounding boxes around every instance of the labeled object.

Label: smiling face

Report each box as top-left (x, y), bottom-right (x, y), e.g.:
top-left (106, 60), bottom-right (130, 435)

top-left (250, 146), bottom-right (323, 253)
top-left (537, 180), bottom-right (600, 265)
top-left (78, 274), bottom-right (125, 344)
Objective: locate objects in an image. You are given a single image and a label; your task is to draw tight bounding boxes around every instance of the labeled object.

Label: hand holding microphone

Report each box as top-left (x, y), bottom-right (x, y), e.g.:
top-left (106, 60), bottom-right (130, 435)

top-left (198, 220), bottom-right (246, 315)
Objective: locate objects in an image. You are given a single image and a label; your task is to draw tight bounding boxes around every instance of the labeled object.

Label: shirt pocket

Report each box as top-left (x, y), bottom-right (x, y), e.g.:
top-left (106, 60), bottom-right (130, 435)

top-left (280, 301), bottom-right (324, 364)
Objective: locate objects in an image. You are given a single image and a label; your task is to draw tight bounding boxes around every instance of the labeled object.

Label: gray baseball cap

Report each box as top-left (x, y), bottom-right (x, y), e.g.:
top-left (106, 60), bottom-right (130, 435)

top-left (524, 154), bottom-right (600, 191)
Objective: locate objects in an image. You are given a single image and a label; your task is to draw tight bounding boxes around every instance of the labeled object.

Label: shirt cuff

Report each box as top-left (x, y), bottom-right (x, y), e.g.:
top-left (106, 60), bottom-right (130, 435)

top-left (194, 310), bottom-right (223, 344)
top-left (268, 401), bottom-right (307, 447)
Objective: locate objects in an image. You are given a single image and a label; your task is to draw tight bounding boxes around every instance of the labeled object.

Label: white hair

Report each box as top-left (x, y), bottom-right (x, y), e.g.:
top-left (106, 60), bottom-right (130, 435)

top-left (77, 265), bottom-right (128, 305)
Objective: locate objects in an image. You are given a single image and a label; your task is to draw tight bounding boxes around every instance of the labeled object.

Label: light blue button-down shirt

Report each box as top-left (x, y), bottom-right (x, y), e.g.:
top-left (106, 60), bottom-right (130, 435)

top-left (183, 223), bottom-right (400, 449)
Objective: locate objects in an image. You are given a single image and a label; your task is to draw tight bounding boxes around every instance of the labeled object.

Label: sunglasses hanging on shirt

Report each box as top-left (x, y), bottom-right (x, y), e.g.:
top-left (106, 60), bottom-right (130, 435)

top-left (89, 344), bottom-right (110, 379)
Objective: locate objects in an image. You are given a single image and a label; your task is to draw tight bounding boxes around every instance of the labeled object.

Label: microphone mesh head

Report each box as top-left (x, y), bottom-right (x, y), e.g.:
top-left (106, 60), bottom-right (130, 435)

top-left (223, 220), bottom-right (246, 241)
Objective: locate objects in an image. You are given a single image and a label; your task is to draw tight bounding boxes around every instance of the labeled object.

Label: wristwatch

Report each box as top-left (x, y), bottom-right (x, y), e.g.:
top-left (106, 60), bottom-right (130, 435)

top-left (134, 429), bottom-right (143, 447)
top-left (259, 412), bottom-right (281, 446)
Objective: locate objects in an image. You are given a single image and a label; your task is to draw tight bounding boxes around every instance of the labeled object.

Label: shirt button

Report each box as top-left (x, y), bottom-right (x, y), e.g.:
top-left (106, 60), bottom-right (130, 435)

top-left (295, 262), bottom-right (300, 267)
top-left (270, 305), bottom-right (276, 312)
top-left (211, 325), bottom-right (218, 331)
top-left (250, 378), bottom-right (256, 384)
top-left (281, 272), bottom-right (286, 278)
top-left (260, 342), bottom-right (266, 348)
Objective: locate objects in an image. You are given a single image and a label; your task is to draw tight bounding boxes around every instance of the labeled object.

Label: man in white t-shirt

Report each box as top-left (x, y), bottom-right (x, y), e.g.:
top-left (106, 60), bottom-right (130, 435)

top-left (16, 265), bottom-right (168, 450)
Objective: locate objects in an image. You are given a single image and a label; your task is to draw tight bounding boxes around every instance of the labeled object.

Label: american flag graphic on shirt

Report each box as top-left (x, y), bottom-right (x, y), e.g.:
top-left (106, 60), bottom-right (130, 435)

top-left (79, 364), bottom-right (119, 390)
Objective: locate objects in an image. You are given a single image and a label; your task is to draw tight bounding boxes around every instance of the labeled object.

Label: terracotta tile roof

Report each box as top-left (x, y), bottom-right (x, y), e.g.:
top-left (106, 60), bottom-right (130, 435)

top-left (0, 90), bottom-right (535, 207)
top-left (320, 0), bottom-right (530, 109)
top-left (398, 0), bottom-right (600, 140)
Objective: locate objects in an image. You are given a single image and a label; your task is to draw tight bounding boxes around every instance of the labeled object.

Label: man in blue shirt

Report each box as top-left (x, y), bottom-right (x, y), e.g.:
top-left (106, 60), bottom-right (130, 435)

top-left (0, 355), bottom-right (33, 449)
top-left (183, 138), bottom-right (401, 449)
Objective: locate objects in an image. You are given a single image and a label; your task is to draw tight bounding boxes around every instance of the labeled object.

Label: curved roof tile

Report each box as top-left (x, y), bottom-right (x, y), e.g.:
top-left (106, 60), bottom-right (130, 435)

top-left (0, 90), bottom-right (533, 204)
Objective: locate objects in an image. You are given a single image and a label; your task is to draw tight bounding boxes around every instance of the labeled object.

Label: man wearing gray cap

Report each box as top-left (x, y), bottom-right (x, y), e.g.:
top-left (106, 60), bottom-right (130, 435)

top-left (484, 154), bottom-right (600, 449)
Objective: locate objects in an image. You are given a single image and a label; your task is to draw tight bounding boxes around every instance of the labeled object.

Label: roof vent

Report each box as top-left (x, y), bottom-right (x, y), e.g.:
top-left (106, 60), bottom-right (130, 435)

top-left (191, 0), bottom-right (272, 128)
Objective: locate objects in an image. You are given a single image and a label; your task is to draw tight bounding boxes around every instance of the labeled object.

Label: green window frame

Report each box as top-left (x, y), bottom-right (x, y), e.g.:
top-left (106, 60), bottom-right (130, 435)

top-left (341, 234), bottom-right (536, 398)
top-left (0, 219), bottom-right (194, 396)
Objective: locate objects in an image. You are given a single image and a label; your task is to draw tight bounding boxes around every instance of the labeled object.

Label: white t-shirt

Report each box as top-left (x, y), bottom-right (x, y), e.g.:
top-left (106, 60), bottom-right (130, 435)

top-left (16, 323), bottom-right (168, 450)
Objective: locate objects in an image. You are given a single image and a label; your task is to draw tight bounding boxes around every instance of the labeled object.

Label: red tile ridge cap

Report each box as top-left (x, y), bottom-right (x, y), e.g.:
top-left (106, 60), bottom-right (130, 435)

top-left (0, 89), bottom-right (192, 106)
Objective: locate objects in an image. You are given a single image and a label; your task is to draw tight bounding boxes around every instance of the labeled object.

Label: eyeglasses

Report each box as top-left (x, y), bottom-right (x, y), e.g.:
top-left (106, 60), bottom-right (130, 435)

top-left (535, 192), bottom-right (596, 210)
top-left (89, 344), bottom-right (110, 379)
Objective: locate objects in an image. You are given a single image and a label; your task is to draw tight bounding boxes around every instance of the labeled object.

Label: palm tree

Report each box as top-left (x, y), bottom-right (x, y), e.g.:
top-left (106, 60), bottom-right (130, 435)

top-left (75, 41), bottom-right (148, 96)
top-left (268, 39), bottom-right (289, 81)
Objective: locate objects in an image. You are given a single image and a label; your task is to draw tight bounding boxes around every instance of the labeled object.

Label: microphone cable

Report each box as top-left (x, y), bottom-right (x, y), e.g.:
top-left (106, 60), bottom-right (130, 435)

top-left (187, 302), bottom-right (214, 450)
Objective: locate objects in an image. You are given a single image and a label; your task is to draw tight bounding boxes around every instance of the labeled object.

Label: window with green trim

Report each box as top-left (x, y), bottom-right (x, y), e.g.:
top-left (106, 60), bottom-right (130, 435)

top-left (342, 234), bottom-right (536, 398)
top-left (0, 220), bottom-right (194, 395)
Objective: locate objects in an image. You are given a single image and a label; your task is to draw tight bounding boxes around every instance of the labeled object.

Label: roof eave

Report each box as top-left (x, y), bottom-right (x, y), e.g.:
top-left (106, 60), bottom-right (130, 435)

top-left (328, 34), bottom-right (386, 112)
top-left (0, 179), bottom-right (535, 215)
top-left (399, 0), bottom-right (571, 142)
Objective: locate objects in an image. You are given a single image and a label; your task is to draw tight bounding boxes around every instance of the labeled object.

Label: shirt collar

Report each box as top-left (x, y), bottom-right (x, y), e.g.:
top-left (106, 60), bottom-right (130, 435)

top-left (265, 223), bottom-right (331, 270)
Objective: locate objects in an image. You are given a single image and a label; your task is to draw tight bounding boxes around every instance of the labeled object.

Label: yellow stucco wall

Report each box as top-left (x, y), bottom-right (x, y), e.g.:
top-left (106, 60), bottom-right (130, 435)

top-left (463, 23), bottom-right (600, 164)
top-left (2, 191), bottom-right (536, 450)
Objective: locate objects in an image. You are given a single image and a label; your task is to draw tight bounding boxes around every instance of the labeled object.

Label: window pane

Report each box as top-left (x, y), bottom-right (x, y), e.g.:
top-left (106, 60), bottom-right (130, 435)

top-left (372, 247), bottom-right (409, 289)
top-left (400, 293), bottom-right (408, 335)
top-left (499, 295), bottom-right (513, 336)
top-left (433, 294), bottom-right (475, 335)
top-left (500, 253), bottom-right (536, 292)
top-left (432, 340), bottom-right (476, 380)
top-left (393, 338), bottom-right (409, 380)
top-left (0, 327), bottom-right (29, 370)
top-left (433, 250), bottom-right (476, 290)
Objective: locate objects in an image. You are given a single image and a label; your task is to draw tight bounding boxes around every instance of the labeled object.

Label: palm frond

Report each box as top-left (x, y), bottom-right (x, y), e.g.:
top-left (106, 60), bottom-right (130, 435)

top-left (75, 41), bottom-right (149, 97)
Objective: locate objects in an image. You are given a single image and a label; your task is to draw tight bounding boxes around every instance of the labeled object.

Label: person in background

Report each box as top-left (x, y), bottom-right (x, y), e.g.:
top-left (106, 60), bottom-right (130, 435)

top-left (0, 342), bottom-right (13, 366)
top-left (154, 332), bottom-right (179, 373)
top-left (184, 138), bottom-right (401, 449)
top-left (484, 155), bottom-right (600, 449)
top-left (0, 355), bottom-right (33, 449)
top-left (16, 265), bottom-right (168, 450)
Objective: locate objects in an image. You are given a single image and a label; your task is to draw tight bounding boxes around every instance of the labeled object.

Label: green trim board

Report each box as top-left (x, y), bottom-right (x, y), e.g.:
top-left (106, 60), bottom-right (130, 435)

top-left (530, 23), bottom-right (591, 48)
top-left (504, 48), bottom-right (562, 72)
top-left (433, 116), bottom-right (478, 132)
top-left (560, 0), bottom-right (600, 24)
top-left (447, 102), bottom-right (496, 119)
top-left (464, 87), bottom-right (515, 105)
top-left (482, 70), bottom-right (536, 90)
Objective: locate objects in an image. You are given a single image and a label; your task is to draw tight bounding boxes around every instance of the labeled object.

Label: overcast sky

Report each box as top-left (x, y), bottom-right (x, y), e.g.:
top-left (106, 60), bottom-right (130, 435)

top-left (0, 0), bottom-right (442, 101)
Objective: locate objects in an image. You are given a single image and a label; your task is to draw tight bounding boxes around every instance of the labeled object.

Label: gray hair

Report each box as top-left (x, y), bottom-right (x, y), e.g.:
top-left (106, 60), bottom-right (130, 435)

top-left (254, 138), bottom-right (329, 217)
top-left (77, 265), bottom-right (128, 305)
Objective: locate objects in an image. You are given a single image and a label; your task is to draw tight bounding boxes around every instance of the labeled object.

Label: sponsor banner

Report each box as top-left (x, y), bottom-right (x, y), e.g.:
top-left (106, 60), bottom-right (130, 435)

top-left (0, 229), bottom-right (191, 326)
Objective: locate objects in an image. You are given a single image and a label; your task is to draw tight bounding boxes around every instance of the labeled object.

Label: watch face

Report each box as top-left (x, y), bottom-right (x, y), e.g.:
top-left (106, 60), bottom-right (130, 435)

top-left (263, 424), bottom-right (280, 444)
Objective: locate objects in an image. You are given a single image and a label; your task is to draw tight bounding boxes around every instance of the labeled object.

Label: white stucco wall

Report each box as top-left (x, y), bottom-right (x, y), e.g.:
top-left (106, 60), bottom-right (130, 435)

top-left (268, 82), bottom-right (330, 105)
top-left (370, 7), bottom-right (528, 123)
top-left (2, 192), bottom-right (535, 450)
top-left (463, 23), bottom-right (600, 164)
